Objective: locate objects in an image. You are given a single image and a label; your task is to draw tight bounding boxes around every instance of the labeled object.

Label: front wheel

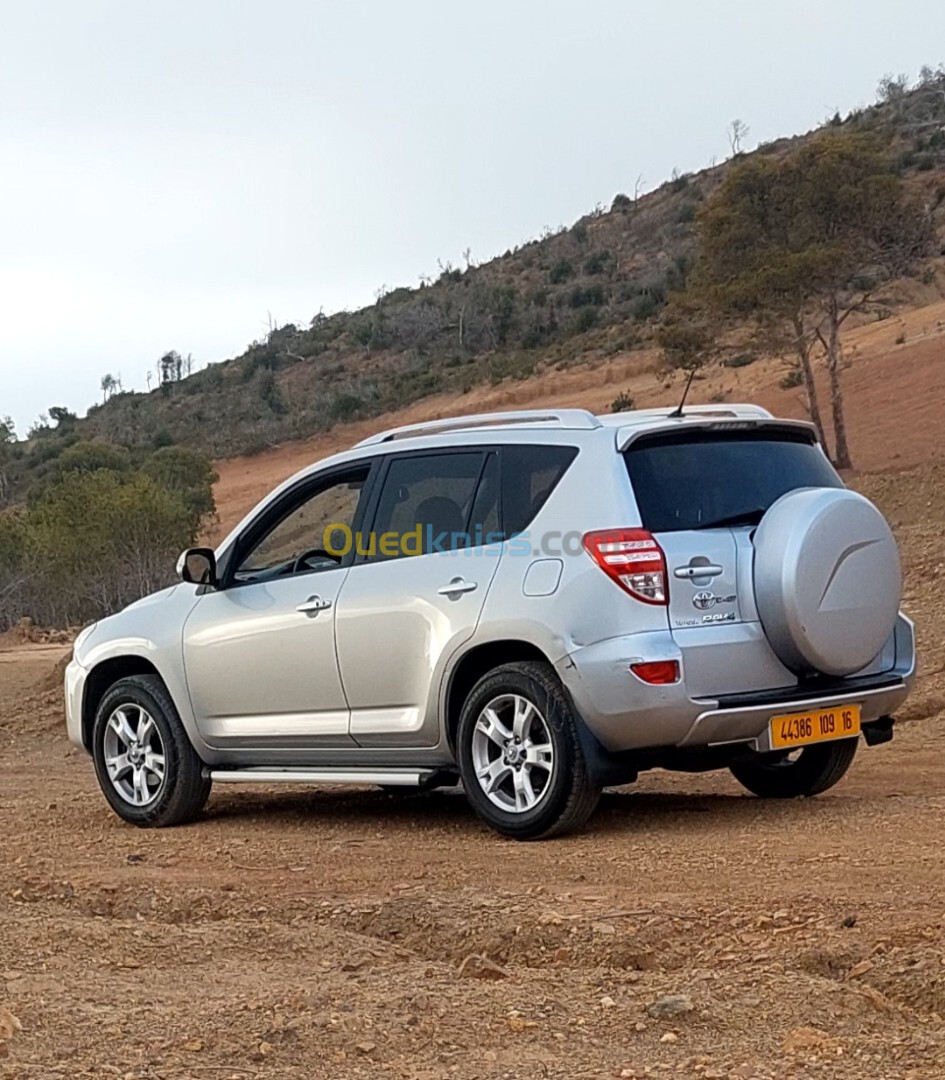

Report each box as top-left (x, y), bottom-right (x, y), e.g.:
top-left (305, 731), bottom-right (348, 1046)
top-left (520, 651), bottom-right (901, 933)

top-left (730, 738), bottom-right (858, 799)
top-left (456, 661), bottom-right (600, 840)
top-left (92, 674), bottom-right (211, 827)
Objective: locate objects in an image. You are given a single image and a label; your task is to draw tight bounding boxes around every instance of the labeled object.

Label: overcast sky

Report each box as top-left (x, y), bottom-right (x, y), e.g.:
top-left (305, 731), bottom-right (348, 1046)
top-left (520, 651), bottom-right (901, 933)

top-left (1, 1), bottom-right (943, 435)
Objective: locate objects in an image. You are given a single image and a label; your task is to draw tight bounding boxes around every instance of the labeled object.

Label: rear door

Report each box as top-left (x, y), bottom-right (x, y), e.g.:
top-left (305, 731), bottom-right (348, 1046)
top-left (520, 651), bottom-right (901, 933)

top-left (623, 426), bottom-right (844, 697)
top-left (333, 448), bottom-right (503, 747)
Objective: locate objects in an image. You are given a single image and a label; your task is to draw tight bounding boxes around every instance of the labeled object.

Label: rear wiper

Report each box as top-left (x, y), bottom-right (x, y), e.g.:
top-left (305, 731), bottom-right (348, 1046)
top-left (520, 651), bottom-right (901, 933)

top-left (695, 507), bottom-right (766, 530)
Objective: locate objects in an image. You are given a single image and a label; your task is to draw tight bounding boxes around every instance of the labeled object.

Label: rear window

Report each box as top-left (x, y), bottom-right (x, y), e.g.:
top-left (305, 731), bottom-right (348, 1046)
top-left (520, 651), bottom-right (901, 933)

top-left (624, 429), bottom-right (841, 533)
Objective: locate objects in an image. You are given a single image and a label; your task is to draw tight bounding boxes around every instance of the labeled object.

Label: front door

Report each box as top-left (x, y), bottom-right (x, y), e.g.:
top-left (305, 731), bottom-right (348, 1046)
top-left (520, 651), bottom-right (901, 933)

top-left (182, 464), bottom-right (372, 749)
top-left (334, 449), bottom-right (503, 747)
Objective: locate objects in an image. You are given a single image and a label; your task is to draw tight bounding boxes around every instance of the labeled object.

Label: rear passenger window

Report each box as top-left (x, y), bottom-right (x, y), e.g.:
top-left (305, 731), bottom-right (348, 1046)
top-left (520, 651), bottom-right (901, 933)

top-left (501, 445), bottom-right (578, 538)
top-left (370, 452), bottom-right (484, 558)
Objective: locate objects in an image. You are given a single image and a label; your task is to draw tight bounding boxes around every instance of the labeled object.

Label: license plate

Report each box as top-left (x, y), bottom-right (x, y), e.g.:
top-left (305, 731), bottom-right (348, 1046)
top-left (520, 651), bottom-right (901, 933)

top-left (769, 704), bottom-right (861, 749)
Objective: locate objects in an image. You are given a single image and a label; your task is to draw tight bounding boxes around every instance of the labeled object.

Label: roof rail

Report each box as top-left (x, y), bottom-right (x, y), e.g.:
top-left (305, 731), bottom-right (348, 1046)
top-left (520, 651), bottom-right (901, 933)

top-left (354, 409), bottom-right (602, 447)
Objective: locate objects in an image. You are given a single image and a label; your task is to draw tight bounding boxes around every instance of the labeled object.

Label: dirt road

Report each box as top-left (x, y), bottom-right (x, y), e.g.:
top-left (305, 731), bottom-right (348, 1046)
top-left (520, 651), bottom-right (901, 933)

top-left (2, 641), bottom-right (945, 1080)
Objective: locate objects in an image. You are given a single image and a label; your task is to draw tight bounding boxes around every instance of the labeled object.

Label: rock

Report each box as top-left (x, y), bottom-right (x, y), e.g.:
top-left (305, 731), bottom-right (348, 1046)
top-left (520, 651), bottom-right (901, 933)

top-left (848, 959), bottom-right (873, 979)
top-left (457, 953), bottom-right (510, 980)
top-left (647, 995), bottom-right (694, 1019)
top-left (182, 1038), bottom-right (204, 1052)
top-left (553, 947), bottom-right (571, 963)
top-left (0, 1006), bottom-right (22, 1054)
top-left (355, 1041), bottom-right (376, 1054)
top-left (592, 922), bottom-right (617, 936)
top-left (841, 913), bottom-right (857, 928)
top-left (781, 1026), bottom-right (836, 1053)
top-left (600, 995), bottom-right (617, 1009)
top-left (660, 1031), bottom-right (678, 1044)
top-left (507, 1015), bottom-right (526, 1033)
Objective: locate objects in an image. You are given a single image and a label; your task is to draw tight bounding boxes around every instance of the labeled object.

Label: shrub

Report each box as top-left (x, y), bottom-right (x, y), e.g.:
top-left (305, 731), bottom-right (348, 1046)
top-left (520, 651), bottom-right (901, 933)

top-left (610, 390), bottom-right (635, 412)
top-left (722, 351), bottom-right (757, 369)
top-left (611, 193), bottom-right (632, 212)
top-left (569, 285), bottom-right (606, 308)
top-left (327, 392), bottom-right (364, 422)
top-left (571, 308), bottom-right (598, 334)
top-left (632, 293), bottom-right (661, 322)
top-left (583, 250), bottom-right (613, 276)
top-left (779, 367), bottom-right (804, 389)
top-left (548, 259), bottom-right (574, 284)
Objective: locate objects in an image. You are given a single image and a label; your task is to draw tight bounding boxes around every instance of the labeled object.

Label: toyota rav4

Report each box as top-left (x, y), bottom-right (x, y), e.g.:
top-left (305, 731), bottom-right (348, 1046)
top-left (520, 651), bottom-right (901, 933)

top-left (65, 405), bottom-right (914, 839)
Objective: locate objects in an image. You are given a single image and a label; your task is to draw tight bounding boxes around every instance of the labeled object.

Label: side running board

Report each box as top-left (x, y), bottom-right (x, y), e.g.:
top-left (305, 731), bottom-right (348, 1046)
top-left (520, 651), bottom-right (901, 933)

top-left (208, 767), bottom-right (444, 787)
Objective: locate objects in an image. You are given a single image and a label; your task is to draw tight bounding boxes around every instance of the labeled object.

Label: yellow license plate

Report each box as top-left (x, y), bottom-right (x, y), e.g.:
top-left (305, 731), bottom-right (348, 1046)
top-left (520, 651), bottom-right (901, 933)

top-left (770, 704), bottom-right (861, 749)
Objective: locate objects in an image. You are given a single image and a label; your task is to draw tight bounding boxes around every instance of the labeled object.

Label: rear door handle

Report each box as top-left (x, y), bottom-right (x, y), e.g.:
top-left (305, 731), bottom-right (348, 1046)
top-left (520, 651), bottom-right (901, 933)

top-left (437, 577), bottom-right (478, 596)
top-left (297, 595), bottom-right (332, 614)
top-left (673, 564), bottom-right (724, 579)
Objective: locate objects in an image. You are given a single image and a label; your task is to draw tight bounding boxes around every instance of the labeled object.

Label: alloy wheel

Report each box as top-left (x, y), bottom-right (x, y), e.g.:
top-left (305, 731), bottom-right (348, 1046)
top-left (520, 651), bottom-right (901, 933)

top-left (470, 693), bottom-right (555, 813)
top-left (102, 704), bottom-right (167, 807)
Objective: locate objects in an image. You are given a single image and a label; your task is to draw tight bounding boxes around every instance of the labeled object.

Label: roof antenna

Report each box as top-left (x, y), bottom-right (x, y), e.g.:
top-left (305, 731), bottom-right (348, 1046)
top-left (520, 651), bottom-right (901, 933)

top-left (668, 367), bottom-right (696, 418)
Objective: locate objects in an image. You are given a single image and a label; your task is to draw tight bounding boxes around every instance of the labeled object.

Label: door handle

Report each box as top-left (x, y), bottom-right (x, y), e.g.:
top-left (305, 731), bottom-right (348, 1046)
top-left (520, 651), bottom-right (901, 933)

top-left (437, 577), bottom-right (478, 597)
top-left (297, 595), bottom-right (332, 614)
top-left (673, 564), bottom-right (724, 579)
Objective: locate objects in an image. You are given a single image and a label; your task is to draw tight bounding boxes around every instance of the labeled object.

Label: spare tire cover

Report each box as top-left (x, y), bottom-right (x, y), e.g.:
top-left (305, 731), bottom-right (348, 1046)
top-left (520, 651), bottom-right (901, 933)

top-left (753, 487), bottom-right (901, 677)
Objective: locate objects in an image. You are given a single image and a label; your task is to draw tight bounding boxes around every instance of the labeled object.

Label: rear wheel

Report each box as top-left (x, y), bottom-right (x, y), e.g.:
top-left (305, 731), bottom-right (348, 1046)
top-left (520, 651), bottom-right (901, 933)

top-left (730, 738), bottom-right (858, 799)
top-left (456, 661), bottom-right (599, 840)
top-left (92, 675), bottom-right (211, 827)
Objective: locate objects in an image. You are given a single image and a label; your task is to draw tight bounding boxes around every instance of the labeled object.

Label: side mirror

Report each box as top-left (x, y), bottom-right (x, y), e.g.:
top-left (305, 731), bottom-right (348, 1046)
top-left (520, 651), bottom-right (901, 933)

top-left (177, 548), bottom-right (218, 588)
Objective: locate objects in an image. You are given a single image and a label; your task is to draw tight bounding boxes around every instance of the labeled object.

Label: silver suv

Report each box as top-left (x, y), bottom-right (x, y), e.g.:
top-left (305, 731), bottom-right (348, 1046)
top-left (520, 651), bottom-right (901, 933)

top-left (65, 406), bottom-right (914, 839)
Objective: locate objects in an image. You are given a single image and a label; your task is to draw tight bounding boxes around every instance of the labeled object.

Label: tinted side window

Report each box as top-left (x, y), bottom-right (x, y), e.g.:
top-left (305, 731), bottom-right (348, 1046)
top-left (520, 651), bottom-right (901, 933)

top-left (624, 430), bottom-right (842, 533)
top-left (501, 445), bottom-right (579, 538)
top-left (370, 452), bottom-right (484, 559)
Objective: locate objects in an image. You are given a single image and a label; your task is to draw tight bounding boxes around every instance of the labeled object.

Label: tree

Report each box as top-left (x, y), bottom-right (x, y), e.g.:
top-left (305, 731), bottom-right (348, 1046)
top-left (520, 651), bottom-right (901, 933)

top-left (656, 296), bottom-right (719, 373)
top-left (695, 132), bottom-right (931, 468)
top-left (727, 118), bottom-right (750, 156)
top-left (0, 417), bottom-right (15, 506)
top-left (48, 406), bottom-right (76, 428)
top-left (159, 350), bottom-right (183, 385)
top-left (100, 373), bottom-right (118, 402)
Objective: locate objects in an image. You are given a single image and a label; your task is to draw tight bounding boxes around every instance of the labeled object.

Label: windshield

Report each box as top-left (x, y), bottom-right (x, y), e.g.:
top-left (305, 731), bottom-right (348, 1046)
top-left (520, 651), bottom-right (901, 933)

top-left (624, 427), bottom-right (842, 533)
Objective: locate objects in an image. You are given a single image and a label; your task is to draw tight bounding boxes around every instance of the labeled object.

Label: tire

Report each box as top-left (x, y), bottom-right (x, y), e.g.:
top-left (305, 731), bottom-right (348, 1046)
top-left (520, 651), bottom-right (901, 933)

top-left (91, 674), bottom-right (211, 827)
top-left (456, 661), bottom-right (600, 840)
top-left (730, 738), bottom-right (858, 799)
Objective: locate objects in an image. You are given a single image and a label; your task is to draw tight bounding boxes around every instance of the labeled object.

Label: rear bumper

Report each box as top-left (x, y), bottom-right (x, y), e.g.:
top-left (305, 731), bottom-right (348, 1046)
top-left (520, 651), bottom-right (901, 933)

top-left (557, 614), bottom-right (916, 753)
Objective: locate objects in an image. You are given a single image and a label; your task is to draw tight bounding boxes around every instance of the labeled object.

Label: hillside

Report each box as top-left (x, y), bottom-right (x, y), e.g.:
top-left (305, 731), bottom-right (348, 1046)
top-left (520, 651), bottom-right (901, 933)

top-left (6, 71), bottom-right (945, 501)
top-left (210, 296), bottom-right (945, 536)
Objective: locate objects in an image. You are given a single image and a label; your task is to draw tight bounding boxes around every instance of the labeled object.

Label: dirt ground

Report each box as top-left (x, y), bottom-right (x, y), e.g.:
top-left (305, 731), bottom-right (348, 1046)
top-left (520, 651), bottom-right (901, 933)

top-left (2, 467), bottom-right (945, 1080)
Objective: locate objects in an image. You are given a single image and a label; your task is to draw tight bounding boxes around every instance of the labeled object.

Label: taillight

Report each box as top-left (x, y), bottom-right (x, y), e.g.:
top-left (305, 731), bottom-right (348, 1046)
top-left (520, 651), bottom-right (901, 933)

top-left (582, 528), bottom-right (668, 605)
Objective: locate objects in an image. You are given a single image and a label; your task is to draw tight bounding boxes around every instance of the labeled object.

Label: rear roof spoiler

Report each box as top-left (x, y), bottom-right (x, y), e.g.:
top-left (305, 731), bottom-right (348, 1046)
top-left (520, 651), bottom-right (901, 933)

top-left (616, 416), bottom-right (819, 451)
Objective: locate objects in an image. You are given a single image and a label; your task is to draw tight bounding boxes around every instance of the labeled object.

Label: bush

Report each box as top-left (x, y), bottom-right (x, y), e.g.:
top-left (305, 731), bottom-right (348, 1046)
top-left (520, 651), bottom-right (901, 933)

top-left (569, 285), bottom-right (605, 308)
top-left (327, 392), bottom-right (364, 422)
top-left (779, 367), bottom-right (804, 389)
top-left (722, 351), bottom-right (757, 369)
top-left (610, 390), bottom-right (635, 412)
top-left (611, 193), bottom-right (632, 212)
top-left (583, 250), bottom-right (613, 276)
top-left (632, 293), bottom-right (661, 322)
top-left (548, 259), bottom-right (574, 284)
top-left (571, 308), bottom-right (598, 334)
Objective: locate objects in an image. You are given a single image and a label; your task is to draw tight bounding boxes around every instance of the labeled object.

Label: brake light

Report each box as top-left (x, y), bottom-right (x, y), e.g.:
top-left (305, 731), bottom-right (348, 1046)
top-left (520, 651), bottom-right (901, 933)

top-left (582, 528), bottom-right (668, 605)
top-left (630, 660), bottom-right (680, 685)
